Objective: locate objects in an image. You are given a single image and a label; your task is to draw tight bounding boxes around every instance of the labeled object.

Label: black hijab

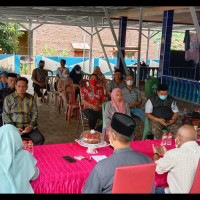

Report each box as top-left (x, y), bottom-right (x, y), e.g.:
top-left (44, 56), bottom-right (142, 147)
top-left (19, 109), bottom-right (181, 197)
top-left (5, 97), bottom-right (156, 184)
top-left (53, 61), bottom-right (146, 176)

top-left (69, 65), bottom-right (82, 84)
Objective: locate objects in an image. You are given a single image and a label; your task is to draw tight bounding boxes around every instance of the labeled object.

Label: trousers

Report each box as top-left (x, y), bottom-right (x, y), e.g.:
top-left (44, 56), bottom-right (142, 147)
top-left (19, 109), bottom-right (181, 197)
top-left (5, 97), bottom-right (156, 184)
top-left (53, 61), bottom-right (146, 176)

top-left (130, 108), bottom-right (145, 122)
top-left (149, 119), bottom-right (180, 139)
top-left (21, 128), bottom-right (45, 145)
top-left (33, 83), bottom-right (50, 97)
top-left (84, 108), bottom-right (102, 132)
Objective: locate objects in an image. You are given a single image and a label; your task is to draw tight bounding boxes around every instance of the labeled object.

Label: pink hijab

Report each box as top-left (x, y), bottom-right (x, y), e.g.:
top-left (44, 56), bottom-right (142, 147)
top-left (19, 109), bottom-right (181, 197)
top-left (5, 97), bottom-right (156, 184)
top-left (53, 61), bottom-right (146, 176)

top-left (111, 88), bottom-right (126, 114)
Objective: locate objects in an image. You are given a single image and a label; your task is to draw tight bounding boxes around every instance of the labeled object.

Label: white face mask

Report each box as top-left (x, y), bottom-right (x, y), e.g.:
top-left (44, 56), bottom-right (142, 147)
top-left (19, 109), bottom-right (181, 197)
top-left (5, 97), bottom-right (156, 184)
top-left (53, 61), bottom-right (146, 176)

top-left (109, 138), bottom-right (114, 147)
top-left (175, 137), bottom-right (179, 148)
top-left (126, 80), bottom-right (134, 86)
top-left (76, 70), bottom-right (80, 74)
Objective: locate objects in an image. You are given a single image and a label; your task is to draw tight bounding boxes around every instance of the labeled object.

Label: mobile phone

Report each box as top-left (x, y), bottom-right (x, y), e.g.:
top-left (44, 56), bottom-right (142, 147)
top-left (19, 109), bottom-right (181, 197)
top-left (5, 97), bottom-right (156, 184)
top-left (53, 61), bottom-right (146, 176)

top-left (62, 156), bottom-right (77, 163)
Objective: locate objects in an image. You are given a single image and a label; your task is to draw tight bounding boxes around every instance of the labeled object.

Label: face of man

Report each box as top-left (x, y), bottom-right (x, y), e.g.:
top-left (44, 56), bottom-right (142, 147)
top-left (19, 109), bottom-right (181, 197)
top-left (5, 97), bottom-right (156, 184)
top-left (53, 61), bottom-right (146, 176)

top-left (7, 77), bottom-right (16, 89)
top-left (39, 62), bottom-right (45, 69)
top-left (125, 75), bottom-right (134, 86)
top-left (15, 80), bottom-right (28, 95)
top-left (157, 90), bottom-right (168, 100)
top-left (114, 72), bottom-right (122, 81)
top-left (60, 60), bottom-right (65, 67)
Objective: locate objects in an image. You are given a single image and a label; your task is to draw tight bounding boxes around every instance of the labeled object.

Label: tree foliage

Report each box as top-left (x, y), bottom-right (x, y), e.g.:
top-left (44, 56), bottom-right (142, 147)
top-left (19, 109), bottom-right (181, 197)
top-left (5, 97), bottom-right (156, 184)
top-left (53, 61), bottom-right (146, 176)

top-left (39, 44), bottom-right (70, 57)
top-left (153, 31), bottom-right (184, 50)
top-left (0, 22), bottom-right (24, 54)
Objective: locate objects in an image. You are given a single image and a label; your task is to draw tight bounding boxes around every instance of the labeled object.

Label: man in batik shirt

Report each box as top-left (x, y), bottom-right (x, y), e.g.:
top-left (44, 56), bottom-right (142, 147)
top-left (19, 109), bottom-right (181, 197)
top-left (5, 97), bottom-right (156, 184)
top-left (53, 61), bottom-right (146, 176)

top-left (81, 74), bottom-right (104, 132)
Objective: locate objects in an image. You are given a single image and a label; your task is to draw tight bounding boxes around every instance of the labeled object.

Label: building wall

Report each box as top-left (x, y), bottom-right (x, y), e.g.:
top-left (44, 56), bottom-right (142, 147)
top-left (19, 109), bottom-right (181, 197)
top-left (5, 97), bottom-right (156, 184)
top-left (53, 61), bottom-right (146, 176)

top-left (34, 24), bottom-right (160, 60)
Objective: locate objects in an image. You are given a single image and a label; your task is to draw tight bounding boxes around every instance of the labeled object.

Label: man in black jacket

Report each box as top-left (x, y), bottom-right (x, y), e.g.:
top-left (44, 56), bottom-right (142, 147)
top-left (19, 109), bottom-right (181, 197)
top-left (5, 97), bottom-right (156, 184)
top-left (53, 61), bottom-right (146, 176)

top-left (0, 73), bottom-right (17, 126)
top-left (145, 84), bottom-right (180, 139)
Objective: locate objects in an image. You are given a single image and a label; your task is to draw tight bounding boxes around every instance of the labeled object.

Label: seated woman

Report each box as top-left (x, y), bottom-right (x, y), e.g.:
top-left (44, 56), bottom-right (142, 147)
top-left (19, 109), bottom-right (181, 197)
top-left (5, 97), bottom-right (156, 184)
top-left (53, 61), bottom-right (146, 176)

top-left (103, 88), bottom-right (131, 135)
top-left (0, 124), bottom-right (39, 193)
top-left (57, 68), bottom-right (73, 110)
top-left (93, 66), bottom-right (106, 85)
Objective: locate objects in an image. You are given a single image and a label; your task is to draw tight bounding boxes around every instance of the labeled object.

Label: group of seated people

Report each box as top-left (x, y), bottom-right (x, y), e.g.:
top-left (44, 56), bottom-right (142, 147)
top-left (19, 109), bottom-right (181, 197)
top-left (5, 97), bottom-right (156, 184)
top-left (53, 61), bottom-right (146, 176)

top-left (0, 60), bottom-right (199, 194)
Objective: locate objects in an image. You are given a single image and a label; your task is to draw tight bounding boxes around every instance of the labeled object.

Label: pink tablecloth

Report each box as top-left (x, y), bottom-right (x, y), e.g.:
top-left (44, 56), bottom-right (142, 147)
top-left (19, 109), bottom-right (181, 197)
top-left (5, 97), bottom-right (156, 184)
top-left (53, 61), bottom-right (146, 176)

top-left (31, 139), bottom-right (175, 193)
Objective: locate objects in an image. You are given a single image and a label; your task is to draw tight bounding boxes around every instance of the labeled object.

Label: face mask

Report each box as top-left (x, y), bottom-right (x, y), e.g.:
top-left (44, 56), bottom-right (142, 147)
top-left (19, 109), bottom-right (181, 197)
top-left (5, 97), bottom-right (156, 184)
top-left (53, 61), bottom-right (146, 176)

top-left (109, 138), bottom-right (114, 147)
top-left (159, 95), bottom-right (168, 100)
top-left (89, 80), bottom-right (98, 86)
top-left (175, 137), bottom-right (179, 148)
top-left (126, 80), bottom-right (134, 86)
top-left (76, 70), bottom-right (80, 74)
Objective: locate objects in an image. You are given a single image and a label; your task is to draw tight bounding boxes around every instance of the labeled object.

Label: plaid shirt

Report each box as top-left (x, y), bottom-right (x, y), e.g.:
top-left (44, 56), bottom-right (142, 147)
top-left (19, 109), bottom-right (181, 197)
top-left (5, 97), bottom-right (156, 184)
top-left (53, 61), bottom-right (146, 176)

top-left (3, 91), bottom-right (38, 128)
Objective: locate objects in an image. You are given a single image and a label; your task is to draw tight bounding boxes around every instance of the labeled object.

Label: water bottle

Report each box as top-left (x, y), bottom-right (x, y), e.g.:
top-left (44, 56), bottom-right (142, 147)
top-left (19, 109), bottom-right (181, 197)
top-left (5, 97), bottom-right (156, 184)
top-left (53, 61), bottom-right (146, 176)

top-left (22, 140), bottom-right (27, 150)
top-left (27, 140), bottom-right (33, 155)
top-left (161, 132), bottom-right (167, 145)
top-left (167, 132), bottom-right (172, 145)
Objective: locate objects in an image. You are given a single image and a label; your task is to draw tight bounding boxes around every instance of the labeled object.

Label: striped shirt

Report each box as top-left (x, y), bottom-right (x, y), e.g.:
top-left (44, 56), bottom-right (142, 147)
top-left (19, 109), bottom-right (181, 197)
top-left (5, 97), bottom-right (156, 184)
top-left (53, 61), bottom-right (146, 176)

top-left (3, 91), bottom-right (38, 128)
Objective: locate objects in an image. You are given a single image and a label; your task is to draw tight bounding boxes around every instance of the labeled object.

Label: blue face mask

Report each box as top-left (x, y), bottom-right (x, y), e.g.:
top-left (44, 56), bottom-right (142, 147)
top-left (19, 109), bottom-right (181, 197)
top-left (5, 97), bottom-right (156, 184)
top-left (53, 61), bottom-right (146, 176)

top-left (159, 95), bottom-right (168, 100)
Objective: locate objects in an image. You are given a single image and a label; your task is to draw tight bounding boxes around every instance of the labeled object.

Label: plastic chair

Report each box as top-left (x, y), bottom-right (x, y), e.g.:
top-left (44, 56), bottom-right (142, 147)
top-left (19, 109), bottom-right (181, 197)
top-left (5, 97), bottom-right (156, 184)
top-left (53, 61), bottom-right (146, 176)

top-left (112, 163), bottom-right (156, 194)
top-left (102, 101), bottom-right (107, 131)
top-left (189, 158), bottom-right (200, 193)
top-left (65, 84), bottom-right (81, 124)
top-left (45, 76), bottom-right (59, 105)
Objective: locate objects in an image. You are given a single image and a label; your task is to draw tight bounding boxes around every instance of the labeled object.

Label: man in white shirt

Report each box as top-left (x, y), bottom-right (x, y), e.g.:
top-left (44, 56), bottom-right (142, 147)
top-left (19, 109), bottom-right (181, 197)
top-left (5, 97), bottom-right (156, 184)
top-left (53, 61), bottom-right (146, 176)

top-left (145, 84), bottom-right (179, 139)
top-left (152, 125), bottom-right (200, 194)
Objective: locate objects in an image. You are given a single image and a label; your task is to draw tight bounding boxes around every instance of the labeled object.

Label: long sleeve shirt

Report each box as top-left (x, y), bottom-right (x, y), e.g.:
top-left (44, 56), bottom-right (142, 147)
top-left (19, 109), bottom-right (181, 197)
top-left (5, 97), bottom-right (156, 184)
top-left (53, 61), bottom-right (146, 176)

top-left (155, 141), bottom-right (200, 193)
top-left (82, 147), bottom-right (153, 194)
top-left (3, 91), bottom-right (38, 128)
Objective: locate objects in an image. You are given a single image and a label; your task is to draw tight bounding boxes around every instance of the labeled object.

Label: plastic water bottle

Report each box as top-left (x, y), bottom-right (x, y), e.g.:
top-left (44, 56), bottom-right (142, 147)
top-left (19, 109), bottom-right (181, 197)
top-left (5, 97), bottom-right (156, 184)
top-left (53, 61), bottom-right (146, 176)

top-left (161, 133), bottom-right (167, 145)
top-left (167, 132), bottom-right (172, 145)
top-left (27, 140), bottom-right (33, 155)
top-left (22, 140), bottom-right (27, 150)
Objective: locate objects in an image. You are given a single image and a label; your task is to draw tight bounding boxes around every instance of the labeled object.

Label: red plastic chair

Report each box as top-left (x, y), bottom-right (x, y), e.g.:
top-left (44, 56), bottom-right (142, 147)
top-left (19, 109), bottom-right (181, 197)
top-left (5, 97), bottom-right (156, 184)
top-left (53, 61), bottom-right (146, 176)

top-left (189, 158), bottom-right (200, 193)
top-left (112, 163), bottom-right (156, 194)
top-left (65, 84), bottom-right (81, 124)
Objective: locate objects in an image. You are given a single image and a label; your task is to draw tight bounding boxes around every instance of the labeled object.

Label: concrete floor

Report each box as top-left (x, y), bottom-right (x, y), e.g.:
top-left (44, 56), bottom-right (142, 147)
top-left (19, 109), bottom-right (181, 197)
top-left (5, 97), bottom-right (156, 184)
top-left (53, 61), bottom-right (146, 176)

top-left (24, 75), bottom-right (200, 145)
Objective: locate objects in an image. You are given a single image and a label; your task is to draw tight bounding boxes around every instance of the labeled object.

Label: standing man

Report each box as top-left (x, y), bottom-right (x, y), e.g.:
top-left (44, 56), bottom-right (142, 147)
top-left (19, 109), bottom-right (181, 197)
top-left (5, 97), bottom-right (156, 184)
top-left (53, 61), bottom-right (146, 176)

top-left (122, 74), bottom-right (145, 122)
top-left (81, 74), bottom-right (104, 132)
top-left (106, 69), bottom-right (126, 97)
top-left (0, 73), bottom-right (17, 126)
top-left (82, 112), bottom-right (153, 194)
top-left (145, 84), bottom-right (179, 139)
top-left (3, 77), bottom-right (45, 145)
top-left (31, 60), bottom-right (52, 103)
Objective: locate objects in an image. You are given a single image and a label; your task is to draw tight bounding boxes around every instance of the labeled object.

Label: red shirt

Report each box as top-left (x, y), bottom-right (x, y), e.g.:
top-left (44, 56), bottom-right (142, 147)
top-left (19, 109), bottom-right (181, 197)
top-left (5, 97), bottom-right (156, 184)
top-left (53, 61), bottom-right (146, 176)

top-left (81, 85), bottom-right (104, 110)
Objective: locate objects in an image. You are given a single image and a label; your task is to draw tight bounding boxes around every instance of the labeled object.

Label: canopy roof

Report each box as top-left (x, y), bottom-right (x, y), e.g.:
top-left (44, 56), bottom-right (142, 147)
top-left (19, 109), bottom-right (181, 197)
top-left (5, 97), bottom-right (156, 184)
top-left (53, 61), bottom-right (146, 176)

top-left (0, 6), bottom-right (199, 32)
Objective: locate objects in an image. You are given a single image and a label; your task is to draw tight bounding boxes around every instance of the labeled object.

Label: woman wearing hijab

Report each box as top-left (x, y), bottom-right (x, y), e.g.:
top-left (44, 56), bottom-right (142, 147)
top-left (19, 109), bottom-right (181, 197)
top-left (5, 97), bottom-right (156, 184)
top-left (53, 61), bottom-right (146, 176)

top-left (93, 66), bottom-right (106, 85)
top-left (0, 124), bottom-right (39, 193)
top-left (103, 88), bottom-right (131, 135)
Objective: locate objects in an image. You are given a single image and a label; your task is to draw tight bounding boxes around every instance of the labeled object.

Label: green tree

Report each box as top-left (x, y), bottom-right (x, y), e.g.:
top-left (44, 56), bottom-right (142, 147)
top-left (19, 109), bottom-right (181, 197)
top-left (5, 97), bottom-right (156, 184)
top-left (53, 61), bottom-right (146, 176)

top-left (0, 22), bottom-right (24, 54)
top-left (153, 31), bottom-right (184, 50)
top-left (39, 44), bottom-right (70, 57)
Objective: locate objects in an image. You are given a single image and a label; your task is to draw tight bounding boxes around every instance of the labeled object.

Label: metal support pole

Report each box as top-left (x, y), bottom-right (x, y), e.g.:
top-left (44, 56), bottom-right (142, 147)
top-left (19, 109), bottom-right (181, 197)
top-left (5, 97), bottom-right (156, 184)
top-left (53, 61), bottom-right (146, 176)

top-left (117, 17), bottom-right (127, 77)
top-left (82, 27), bottom-right (86, 71)
top-left (103, 7), bottom-right (129, 75)
top-left (145, 28), bottom-right (150, 64)
top-left (89, 26), bottom-right (93, 74)
top-left (93, 18), bottom-right (113, 75)
top-left (28, 20), bottom-right (32, 75)
top-left (136, 7), bottom-right (143, 88)
top-left (190, 7), bottom-right (200, 43)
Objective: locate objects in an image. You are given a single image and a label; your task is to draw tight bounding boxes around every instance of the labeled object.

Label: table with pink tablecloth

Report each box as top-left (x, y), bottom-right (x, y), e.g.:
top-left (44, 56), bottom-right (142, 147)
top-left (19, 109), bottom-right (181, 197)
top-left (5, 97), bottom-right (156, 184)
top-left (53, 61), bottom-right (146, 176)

top-left (30, 139), bottom-right (176, 193)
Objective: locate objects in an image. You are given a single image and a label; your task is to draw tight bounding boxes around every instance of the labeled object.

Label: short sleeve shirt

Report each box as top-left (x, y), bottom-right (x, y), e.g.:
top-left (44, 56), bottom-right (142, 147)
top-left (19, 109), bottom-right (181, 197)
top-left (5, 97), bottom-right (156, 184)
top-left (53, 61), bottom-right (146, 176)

top-left (145, 98), bottom-right (179, 113)
top-left (32, 68), bottom-right (48, 83)
top-left (56, 67), bottom-right (69, 81)
top-left (122, 87), bottom-right (142, 105)
top-left (81, 85), bottom-right (104, 110)
top-left (106, 79), bottom-right (126, 92)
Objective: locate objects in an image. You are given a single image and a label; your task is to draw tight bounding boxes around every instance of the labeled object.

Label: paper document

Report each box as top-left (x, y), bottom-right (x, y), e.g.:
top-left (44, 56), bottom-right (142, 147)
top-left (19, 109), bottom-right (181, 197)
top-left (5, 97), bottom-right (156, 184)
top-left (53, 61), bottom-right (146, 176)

top-left (91, 155), bottom-right (107, 162)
